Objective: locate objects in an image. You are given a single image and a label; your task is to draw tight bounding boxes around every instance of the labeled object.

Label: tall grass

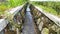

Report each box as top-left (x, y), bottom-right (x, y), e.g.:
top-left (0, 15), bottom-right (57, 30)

top-left (32, 2), bottom-right (60, 17)
top-left (8, 0), bottom-right (26, 8)
top-left (0, 0), bottom-right (27, 15)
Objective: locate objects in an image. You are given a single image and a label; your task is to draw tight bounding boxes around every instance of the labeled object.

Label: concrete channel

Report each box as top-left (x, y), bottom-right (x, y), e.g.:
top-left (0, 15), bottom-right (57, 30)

top-left (22, 4), bottom-right (39, 34)
top-left (0, 3), bottom-right (60, 34)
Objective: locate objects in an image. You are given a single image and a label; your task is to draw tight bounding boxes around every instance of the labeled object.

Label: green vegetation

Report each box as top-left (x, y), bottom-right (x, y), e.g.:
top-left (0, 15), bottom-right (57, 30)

top-left (0, 0), bottom-right (28, 16)
top-left (0, 1), bottom-right (60, 17)
top-left (32, 2), bottom-right (60, 17)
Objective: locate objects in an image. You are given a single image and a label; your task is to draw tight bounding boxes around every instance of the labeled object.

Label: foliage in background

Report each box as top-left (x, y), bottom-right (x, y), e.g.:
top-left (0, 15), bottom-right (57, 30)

top-left (7, 0), bottom-right (28, 8)
top-left (0, 0), bottom-right (28, 15)
top-left (0, 1), bottom-right (60, 17)
top-left (32, 2), bottom-right (60, 17)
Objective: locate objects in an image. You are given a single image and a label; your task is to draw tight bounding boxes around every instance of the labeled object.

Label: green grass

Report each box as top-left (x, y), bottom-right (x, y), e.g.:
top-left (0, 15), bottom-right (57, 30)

top-left (7, 0), bottom-right (26, 8)
top-left (32, 3), bottom-right (60, 17)
top-left (0, 0), bottom-right (27, 15)
top-left (39, 5), bottom-right (60, 17)
top-left (39, 5), bottom-right (57, 15)
top-left (0, 3), bottom-right (7, 16)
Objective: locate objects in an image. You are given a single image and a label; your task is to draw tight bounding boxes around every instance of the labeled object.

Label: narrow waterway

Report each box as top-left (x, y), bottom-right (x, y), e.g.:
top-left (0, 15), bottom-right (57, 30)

top-left (22, 5), bottom-right (37, 34)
